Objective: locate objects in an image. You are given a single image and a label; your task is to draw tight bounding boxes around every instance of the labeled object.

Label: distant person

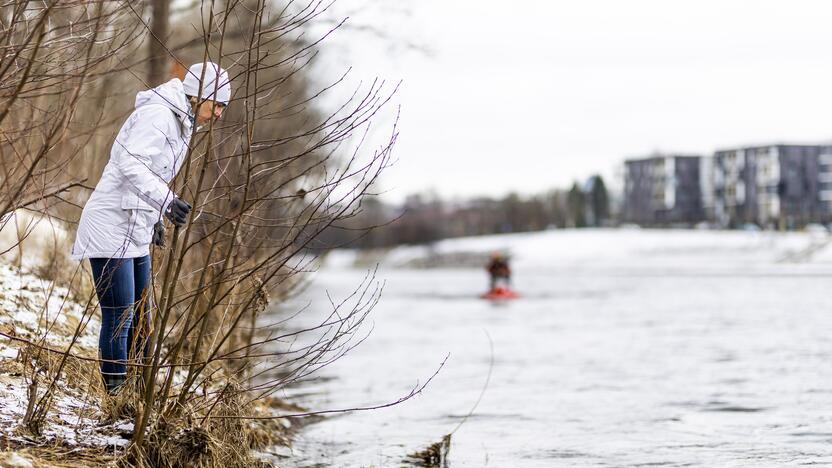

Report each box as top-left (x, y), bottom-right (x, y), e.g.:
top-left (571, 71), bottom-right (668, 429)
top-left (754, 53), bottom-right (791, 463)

top-left (70, 62), bottom-right (231, 394)
top-left (486, 252), bottom-right (511, 290)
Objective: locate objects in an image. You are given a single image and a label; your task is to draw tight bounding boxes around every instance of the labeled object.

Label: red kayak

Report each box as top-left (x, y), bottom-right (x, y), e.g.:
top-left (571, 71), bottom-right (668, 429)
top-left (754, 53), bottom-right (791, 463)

top-left (481, 286), bottom-right (520, 300)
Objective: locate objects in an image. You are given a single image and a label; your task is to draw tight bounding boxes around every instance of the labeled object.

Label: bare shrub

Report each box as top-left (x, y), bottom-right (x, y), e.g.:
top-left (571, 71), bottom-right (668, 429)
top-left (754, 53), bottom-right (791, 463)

top-left (1, 0), bottom-right (413, 465)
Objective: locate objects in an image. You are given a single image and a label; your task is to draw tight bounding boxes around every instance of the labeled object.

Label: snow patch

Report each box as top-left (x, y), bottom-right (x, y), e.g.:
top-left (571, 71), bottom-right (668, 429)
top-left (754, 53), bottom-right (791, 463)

top-left (0, 257), bottom-right (133, 451)
top-left (0, 452), bottom-right (34, 468)
top-left (336, 228), bottom-right (832, 272)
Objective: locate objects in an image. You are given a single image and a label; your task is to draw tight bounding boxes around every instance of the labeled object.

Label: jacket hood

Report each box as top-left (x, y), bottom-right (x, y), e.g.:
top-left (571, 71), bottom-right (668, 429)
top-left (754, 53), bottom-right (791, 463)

top-left (134, 78), bottom-right (193, 131)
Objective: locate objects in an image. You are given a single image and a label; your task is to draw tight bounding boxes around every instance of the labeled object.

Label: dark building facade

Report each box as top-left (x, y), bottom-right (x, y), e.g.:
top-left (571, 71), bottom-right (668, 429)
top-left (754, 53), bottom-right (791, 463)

top-left (712, 145), bottom-right (822, 228)
top-left (623, 154), bottom-right (703, 225)
top-left (818, 146), bottom-right (832, 221)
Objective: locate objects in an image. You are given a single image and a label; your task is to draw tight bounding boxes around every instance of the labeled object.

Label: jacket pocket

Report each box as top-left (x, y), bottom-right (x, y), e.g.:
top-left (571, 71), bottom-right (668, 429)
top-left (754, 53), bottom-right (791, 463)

top-left (121, 193), bottom-right (157, 212)
top-left (121, 193), bottom-right (157, 245)
top-left (151, 140), bottom-right (182, 182)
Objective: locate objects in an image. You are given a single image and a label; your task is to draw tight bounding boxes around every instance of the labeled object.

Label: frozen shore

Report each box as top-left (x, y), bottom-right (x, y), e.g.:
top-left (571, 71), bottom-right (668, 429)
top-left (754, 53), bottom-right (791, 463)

top-left (0, 211), bottom-right (298, 467)
top-left (326, 228), bottom-right (832, 271)
top-left (0, 261), bottom-right (132, 466)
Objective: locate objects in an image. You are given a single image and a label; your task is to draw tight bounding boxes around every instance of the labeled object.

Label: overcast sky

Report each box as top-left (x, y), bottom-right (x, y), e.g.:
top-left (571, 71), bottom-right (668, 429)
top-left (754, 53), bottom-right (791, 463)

top-left (309, 0), bottom-right (832, 202)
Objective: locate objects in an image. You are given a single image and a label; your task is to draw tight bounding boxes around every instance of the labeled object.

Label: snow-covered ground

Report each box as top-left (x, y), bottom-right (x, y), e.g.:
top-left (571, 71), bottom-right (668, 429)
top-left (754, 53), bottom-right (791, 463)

top-left (0, 210), bottom-right (71, 272)
top-left (0, 261), bottom-right (132, 454)
top-left (0, 211), bottom-right (295, 465)
top-left (326, 228), bottom-right (832, 271)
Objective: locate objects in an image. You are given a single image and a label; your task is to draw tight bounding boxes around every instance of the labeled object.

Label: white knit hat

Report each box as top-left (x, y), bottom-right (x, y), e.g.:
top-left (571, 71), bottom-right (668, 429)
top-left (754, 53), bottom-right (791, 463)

top-left (182, 62), bottom-right (231, 105)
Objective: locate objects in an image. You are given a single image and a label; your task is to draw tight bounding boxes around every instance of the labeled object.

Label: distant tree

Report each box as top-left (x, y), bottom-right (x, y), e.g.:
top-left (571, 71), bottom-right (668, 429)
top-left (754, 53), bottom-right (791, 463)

top-left (527, 195), bottom-right (548, 231)
top-left (567, 183), bottom-right (586, 227)
top-left (316, 196), bottom-right (394, 248)
top-left (501, 192), bottom-right (522, 232)
top-left (148, 0), bottom-right (170, 86)
top-left (328, 180), bottom-right (609, 247)
top-left (547, 190), bottom-right (567, 228)
top-left (391, 193), bottom-right (444, 244)
top-left (587, 175), bottom-right (609, 227)
top-left (357, 197), bottom-right (393, 247)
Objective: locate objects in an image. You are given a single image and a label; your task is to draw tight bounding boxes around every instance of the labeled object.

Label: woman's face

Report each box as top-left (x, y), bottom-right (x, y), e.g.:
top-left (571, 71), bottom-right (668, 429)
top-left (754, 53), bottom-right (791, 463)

top-left (194, 99), bottom-right (225, 125)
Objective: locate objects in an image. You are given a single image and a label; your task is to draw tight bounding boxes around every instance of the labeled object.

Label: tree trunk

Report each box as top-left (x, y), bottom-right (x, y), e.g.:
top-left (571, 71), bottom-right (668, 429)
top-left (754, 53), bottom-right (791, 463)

top-left (148, 0), bottom-right (170, 86)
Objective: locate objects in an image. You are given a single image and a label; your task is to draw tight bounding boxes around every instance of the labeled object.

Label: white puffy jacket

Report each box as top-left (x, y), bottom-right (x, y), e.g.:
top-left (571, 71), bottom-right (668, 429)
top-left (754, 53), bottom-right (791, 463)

top-left (71, 79), bottom-right (193, 260)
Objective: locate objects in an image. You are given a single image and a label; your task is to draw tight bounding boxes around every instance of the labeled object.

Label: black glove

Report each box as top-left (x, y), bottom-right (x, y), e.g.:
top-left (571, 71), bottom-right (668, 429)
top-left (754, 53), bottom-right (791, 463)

top-left (152, 221), bottom-right (165, 247)
top-left (165, 198), bottom-right (192, 226)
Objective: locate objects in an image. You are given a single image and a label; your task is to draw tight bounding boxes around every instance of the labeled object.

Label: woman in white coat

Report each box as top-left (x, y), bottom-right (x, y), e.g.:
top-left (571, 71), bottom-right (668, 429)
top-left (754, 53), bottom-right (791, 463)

top-left (72, 62), bottom-right (231, 393)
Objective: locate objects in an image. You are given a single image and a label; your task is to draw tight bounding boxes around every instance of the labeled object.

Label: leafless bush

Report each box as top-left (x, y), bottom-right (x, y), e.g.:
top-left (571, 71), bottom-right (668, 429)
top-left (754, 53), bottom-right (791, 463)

top-left (1, 0), bottom-right (419, 465)
top-left (0, 1), bottom-right (144, 220)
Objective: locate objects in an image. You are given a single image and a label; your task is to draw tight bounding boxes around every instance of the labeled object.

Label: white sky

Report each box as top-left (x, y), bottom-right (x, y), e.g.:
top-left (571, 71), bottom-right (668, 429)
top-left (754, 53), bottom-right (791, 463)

top-left (308, 0), bottom-right (832, 202)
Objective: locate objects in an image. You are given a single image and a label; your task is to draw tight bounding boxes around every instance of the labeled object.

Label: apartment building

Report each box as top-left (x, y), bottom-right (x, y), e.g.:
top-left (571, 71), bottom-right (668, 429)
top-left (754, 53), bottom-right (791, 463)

top-left (819, 146), bottom-right (832, 220)
top-left (712, 145), bottom-right (822, 228)
top-left (623, 154), bottom-right (703, 225)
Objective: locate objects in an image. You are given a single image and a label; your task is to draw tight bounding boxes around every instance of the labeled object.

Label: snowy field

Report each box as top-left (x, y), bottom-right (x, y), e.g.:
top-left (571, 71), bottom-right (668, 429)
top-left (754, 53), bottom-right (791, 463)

top-left (282, 228), bottom-right (832, 467)
top-left (326, 228), bottom-right (832, 271)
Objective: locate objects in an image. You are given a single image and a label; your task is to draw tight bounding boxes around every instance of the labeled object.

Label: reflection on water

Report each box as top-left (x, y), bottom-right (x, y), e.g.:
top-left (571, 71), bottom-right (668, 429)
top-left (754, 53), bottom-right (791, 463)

top-left (276, 262), bottom-right (832, 467)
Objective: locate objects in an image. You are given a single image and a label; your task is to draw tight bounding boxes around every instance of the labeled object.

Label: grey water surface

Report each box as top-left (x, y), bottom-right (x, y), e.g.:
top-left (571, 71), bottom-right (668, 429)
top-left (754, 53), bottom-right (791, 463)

top-left (276, 263), bottom-right (832, 467)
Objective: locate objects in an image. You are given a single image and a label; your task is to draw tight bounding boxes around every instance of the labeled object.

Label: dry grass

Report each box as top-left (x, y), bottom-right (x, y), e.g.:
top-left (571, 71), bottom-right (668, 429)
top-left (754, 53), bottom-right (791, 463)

top-left (0, 256), bottom-right (302, 468)
top-left (0, 350), bottom-right (118, 468)
top-left (0, 447), bottom-right (116, 468)
top-left (0, 261), bottom-right (294, 467)
top-left (3, 343), bottom-right (298, 468)
top-left (405, 434), bottom-right (451, 467)
top-left (135, 390), bottom-right (296, 468)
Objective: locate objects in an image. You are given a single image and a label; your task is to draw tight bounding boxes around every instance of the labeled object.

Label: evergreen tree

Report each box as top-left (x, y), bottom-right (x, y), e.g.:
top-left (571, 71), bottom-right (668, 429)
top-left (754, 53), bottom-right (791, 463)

top-left (588, 175), bottom-right (609, 227)
top-left (567, 183), bottom-right (586, 228)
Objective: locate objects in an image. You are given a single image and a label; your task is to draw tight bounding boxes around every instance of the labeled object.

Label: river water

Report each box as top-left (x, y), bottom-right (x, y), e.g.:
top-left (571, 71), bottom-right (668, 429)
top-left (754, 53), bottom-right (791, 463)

top-left (277, 237), bottom-right (832, 467)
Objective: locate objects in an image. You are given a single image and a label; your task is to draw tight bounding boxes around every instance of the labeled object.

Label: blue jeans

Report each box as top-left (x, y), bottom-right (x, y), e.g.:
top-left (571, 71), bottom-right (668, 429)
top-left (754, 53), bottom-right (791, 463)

top-left (89, 256), bottom-right (152, 380)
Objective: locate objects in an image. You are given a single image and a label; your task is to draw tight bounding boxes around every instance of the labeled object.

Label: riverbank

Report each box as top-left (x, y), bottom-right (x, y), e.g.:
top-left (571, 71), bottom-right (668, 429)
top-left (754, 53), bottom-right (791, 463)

top-left (326, 227), bottom-right (832, 270)
top-left (0, 260), bottom-right (299, 466)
